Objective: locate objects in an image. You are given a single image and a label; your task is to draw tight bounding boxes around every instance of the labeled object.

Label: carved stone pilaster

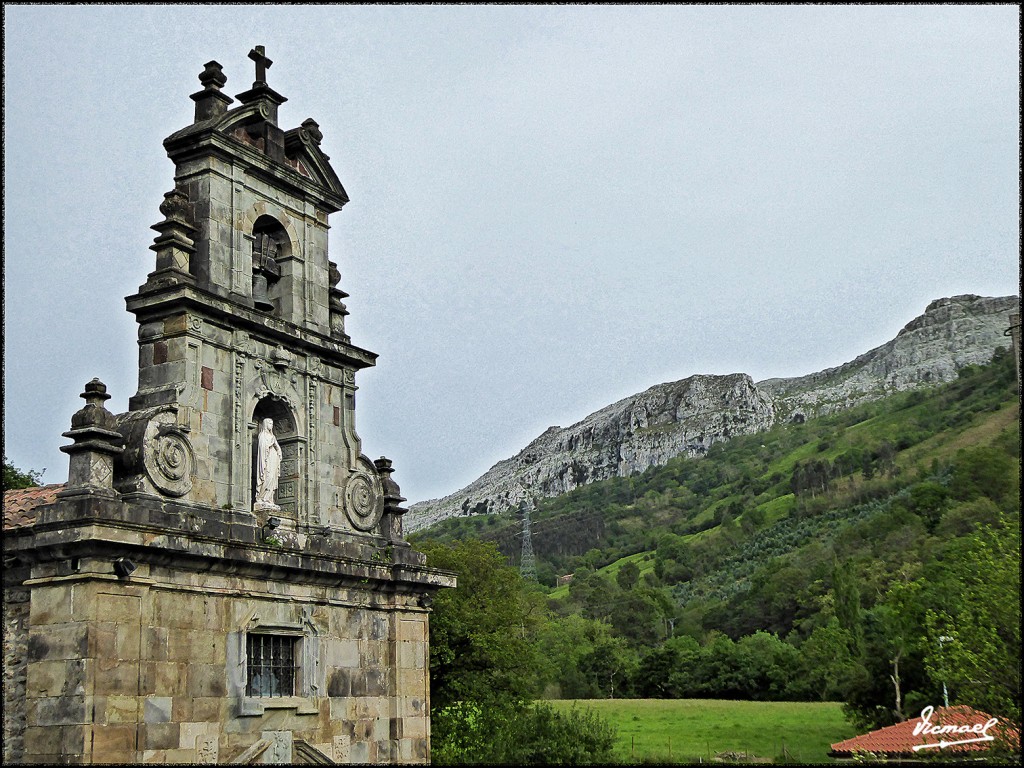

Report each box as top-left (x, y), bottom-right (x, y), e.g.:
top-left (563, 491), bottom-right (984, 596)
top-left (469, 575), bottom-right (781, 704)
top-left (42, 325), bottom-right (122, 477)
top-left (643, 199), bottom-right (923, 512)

top-left (306, 376), bottom-right (320, 526)
top-left (231, 334), bottom-right (253, 509)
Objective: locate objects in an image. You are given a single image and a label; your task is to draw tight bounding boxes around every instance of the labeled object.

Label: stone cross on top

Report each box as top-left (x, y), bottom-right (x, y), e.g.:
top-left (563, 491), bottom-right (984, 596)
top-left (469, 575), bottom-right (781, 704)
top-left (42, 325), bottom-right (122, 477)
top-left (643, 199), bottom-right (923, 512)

top-left (249, 45), bottom-right (272, 85)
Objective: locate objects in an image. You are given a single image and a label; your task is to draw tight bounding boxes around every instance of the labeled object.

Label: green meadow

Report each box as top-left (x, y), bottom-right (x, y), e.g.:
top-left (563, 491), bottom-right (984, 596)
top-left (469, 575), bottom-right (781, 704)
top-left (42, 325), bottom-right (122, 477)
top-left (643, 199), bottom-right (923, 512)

top-left (548, 699), bottom-right (857, 764)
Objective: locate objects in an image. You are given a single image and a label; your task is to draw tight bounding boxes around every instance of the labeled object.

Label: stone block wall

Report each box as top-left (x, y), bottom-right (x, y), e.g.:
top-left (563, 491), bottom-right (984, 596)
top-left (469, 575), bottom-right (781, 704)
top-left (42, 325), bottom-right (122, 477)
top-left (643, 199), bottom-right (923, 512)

top-left (3, 586), bottom-right (30, 764)
top-left (173, 153), bottom-right (333, 337)
top-left (20, 558), bottom-right (432, 764)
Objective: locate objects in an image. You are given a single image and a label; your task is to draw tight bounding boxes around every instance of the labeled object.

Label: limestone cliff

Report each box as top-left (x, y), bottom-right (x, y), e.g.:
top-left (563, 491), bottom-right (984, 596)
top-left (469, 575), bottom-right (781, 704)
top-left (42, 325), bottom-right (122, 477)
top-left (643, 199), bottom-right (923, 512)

top-left (758, 294), bottom-right (1020, 421)
top-left (407, 373), bottom-right (775, 533)
top-left (406, 294), bottom-right (1018, 533)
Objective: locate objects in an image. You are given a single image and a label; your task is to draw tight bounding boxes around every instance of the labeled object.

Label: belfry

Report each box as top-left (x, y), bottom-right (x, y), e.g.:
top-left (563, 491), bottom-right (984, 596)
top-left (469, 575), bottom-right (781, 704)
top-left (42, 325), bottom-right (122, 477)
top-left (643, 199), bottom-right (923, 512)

top-left (3, 48), bottom-right (454, 764)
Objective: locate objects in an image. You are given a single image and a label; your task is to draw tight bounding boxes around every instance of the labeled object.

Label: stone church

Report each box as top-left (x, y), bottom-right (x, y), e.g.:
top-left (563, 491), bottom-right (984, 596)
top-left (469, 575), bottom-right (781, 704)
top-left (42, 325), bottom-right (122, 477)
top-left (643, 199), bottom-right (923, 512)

top-left (3, 47), bottom-right (455, 764)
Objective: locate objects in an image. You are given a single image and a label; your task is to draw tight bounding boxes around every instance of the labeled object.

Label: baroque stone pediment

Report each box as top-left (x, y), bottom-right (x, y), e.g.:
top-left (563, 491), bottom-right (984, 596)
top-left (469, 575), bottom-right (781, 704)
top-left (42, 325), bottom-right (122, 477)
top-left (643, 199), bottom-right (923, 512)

top-left (163, 104), bottom-right (348, 209)
top-left (282, 123), bottom-right (348, 201)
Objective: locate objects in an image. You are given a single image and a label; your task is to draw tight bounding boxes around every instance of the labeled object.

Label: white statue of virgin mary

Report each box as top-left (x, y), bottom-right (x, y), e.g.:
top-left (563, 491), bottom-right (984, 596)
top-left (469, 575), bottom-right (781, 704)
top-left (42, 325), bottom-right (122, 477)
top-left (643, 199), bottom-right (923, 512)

top-left (254, 417), bottom-right (282, 511)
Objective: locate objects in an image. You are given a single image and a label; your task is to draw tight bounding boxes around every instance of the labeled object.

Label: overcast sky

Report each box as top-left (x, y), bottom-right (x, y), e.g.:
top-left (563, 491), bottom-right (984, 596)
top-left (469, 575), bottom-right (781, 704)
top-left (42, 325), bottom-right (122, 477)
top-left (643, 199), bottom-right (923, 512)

top-left (3, 5), bottom-right (1020, 503)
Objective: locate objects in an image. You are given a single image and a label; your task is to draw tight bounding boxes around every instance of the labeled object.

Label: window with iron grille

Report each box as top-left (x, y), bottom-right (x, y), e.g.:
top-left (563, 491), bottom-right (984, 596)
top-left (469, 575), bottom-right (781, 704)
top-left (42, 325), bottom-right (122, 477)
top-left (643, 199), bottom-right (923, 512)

top-left (246, 633), bottom-right (297, 697)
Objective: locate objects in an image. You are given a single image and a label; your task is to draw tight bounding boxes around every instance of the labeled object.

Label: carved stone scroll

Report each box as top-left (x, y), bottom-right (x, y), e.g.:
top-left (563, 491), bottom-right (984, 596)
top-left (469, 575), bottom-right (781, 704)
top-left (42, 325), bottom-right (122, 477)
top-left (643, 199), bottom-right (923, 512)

top-left (344, 467), bottom-right (384, 532)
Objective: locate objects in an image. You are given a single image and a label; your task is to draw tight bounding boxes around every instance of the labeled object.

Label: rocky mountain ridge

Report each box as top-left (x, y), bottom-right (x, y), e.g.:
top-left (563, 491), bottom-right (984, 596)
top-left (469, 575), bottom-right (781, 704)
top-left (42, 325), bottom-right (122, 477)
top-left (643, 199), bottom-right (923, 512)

top-left (406, 294), bottom-right (1019, 533)
top-left (759, 294), bottom-right (1019, 421)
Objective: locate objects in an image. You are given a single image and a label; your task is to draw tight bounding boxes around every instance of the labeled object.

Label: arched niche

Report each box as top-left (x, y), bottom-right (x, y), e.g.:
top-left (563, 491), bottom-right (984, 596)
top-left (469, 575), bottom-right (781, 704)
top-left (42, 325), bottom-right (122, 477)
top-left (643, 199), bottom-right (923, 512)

top-left (250, 215), bottom-right (295, 318)
top-left (250, 396), bottom-right (303, 521)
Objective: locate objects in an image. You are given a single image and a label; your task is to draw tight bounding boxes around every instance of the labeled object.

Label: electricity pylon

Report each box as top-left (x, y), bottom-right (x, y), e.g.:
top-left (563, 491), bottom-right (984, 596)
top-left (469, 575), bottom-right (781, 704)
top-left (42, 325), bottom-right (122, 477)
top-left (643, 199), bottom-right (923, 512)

top-left (518, 500), bottom-right (537, 581)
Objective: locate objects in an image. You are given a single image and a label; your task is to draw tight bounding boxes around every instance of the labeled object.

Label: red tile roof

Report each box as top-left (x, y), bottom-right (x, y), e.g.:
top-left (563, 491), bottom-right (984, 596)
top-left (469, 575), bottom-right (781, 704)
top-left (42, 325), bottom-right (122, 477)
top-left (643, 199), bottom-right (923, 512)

top-left (3, 484), bottom-right (64, 530)
top-left (831, 705), bottom-right (1020, 757)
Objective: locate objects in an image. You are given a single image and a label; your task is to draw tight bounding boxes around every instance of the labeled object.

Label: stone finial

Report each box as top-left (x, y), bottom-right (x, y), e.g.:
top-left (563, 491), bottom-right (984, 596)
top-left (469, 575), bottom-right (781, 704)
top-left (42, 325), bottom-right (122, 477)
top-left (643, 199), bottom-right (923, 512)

top-left (375, 457), bottom-right (408, 543)
top-left (69, 378), bottom-right (116, 430)
top-left (83, 378), bottom-right (110, 400)
top-left (190, 60), bottom-right (233, 122)
top-left (198, 60), bottom-right (227, 91)
top-left (328, 260), bottom-right (342, 289)
top-left (147, 189), bottom-right (196, 286)
top-left (301, 118), bottom-right (323, 145)
top-left (158, 188), bottom-right (191, 224)
top-left (59, 379), bottom-right (124, 498)
top-left (328, 261), bottom-right (350, 339)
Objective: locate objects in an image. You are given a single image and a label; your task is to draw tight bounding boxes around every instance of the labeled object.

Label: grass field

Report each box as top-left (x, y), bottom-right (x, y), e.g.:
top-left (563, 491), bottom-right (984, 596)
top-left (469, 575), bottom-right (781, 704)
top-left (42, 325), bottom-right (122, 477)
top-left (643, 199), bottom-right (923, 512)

top-left (548, 699), bottom-right (858, 764)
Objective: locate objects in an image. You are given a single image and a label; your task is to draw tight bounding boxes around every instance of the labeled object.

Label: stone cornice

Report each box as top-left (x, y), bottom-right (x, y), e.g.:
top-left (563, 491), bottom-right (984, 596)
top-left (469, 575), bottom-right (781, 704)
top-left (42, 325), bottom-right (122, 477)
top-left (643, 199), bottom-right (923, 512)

top-left (125, 282), bottom-right (377, 370)
top-left (6, 494), bottom-right (455, 594)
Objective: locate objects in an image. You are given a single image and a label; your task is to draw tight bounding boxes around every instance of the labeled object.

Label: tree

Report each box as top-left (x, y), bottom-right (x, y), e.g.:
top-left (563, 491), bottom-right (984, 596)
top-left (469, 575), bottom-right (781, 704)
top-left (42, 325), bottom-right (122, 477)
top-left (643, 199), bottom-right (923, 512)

top-left (418, 539), bottom-right (545, 711)
top-left (833, 560), bottom-right (864, 655)
top-left (431, 700), bottom-right (616, 765)
top-left (872, 575), bottom-right (932, 721)
top-left (578, 635), bottom-right (637, 699)
top-left (502, 702), bottom-right (616, 765)
top-left (900, 481), bottom-right (949, 531)
top-left (922, 518), bottom-right (1021, 722)
top-left (569, 569), bottom-right (617, 622)
top-left (949, 447), bottom-right (1018, 508)
top-left (418, 539), bottom-right (618, 765)
top-left (609, 587), bottom-right (668, 648)
top-left (936, 497), bottom-right (1003, 537)
top-left (636, 643), bottom-right (680, 698)
top-left (739, 631), bottom-right (803, 700)
top-left (797, 618), bottom-right (866, 702)
top-left (657, 636), bottom-right (700, 696)
top-left (2, 455), bottom-right (43, 490)
top-left (535, 613), bottom-right (611, 699)
top-left (615, 560), bottom-right (640, 591)
top-left (654, 533), bottom-right (694, 585)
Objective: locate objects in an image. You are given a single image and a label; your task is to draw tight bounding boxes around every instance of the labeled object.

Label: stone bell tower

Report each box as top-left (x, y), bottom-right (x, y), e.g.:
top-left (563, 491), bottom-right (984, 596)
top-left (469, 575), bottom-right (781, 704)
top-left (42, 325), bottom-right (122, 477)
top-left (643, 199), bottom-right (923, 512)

top-left (124, 46), bottom-right (380, 531)
top-left (3, 47), bottom-right (454, 765)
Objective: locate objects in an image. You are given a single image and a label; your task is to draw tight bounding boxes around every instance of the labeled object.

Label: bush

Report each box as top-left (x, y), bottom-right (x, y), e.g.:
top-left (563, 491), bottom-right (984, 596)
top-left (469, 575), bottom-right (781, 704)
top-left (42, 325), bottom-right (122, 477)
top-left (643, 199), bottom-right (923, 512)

top-left (432, 700), bottom-right (617, 765)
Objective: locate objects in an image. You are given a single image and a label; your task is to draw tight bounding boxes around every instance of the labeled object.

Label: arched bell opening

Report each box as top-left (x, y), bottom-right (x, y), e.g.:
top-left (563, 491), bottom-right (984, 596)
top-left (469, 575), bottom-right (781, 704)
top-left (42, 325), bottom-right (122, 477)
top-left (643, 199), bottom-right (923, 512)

top-left (251, 216), bottom-right (292, 315)
top-left (250, 396), bottom-right (302, 522)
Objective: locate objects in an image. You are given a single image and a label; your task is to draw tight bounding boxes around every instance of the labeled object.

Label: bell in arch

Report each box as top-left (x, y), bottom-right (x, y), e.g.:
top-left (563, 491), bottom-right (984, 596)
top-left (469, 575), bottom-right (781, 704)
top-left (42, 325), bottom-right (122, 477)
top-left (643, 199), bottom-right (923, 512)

top-left (252, 273), bottom-right (274, 311)
top-left (251, 231), bottom-right (280, 312)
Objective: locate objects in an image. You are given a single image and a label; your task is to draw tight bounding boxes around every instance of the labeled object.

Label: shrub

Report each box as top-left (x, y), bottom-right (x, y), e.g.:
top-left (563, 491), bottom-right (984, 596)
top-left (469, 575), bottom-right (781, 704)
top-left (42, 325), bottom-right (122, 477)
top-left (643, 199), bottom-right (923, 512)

top-left (432, 700), bottom-right (617, 765)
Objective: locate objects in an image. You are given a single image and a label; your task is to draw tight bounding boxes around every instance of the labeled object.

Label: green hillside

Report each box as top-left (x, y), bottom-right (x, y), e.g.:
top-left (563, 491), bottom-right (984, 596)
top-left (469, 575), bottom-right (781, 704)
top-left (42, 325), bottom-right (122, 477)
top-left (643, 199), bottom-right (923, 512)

top-left (416, 349), bottom-right (1018, 580)
top-left (412, 350), bottom-right (1020, 731)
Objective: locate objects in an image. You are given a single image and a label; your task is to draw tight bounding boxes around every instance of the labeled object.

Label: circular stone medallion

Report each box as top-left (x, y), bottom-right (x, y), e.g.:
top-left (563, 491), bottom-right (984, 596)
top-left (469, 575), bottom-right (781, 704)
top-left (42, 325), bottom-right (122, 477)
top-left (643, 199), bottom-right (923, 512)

top-left (345, 473), bottom-right (384, 531)
top-left (143, 423), bottom-right (195, 497)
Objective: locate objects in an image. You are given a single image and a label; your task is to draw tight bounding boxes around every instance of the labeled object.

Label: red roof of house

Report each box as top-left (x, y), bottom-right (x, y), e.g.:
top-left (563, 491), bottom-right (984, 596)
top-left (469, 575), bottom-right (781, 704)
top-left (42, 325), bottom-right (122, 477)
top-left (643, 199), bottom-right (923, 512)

top-left (3, 484), bottom-right (64, 530)
top-left (831, 705), bottom-right (1020, 757)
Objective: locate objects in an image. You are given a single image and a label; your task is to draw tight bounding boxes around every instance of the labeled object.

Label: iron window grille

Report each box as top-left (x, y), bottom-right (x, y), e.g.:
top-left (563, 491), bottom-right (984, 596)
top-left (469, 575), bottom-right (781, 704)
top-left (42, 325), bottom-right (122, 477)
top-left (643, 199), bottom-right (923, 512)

top-left (246, 633), bottom-right (297, 697)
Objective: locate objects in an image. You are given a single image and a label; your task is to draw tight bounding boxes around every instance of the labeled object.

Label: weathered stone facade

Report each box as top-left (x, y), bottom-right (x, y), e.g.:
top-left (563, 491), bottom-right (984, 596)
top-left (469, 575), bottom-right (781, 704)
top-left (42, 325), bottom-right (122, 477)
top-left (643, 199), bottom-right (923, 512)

top-left (2, 47), bottom-right (454, 764)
